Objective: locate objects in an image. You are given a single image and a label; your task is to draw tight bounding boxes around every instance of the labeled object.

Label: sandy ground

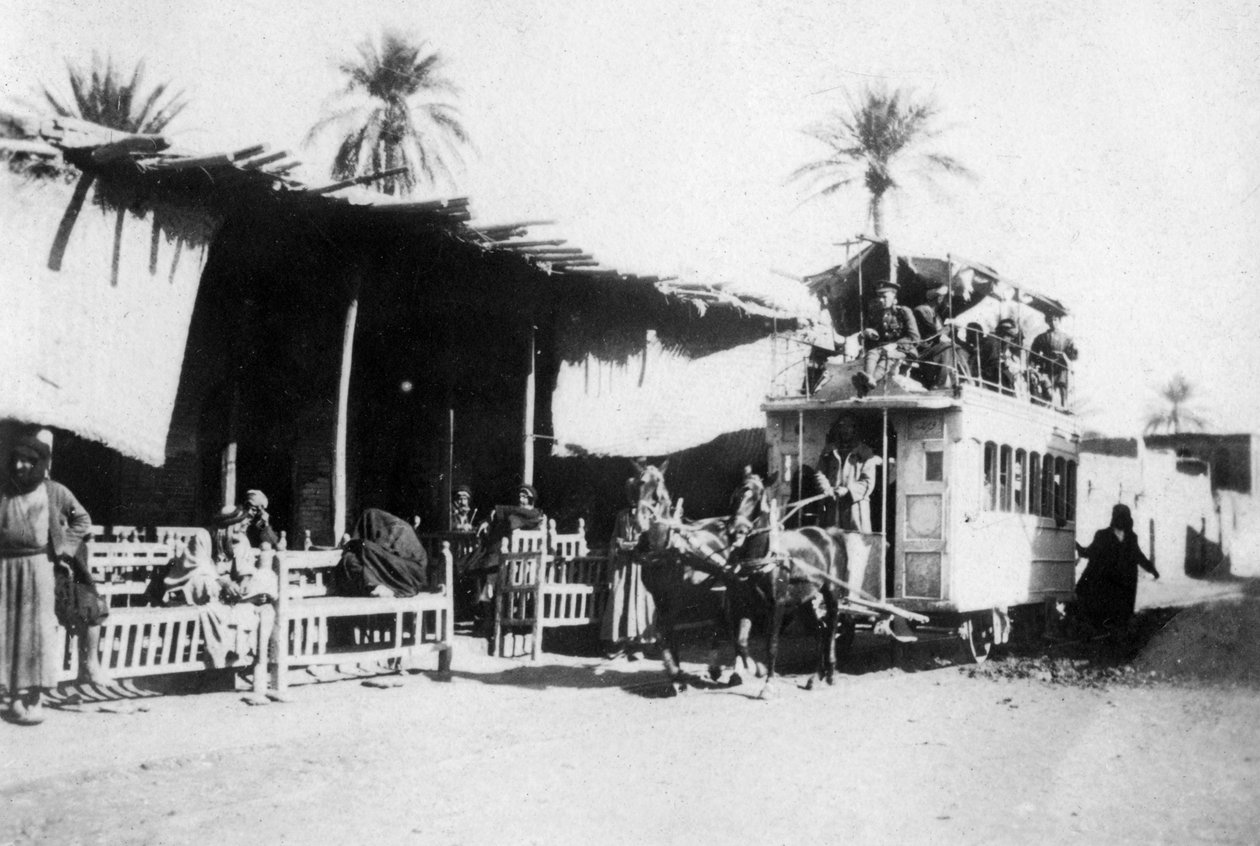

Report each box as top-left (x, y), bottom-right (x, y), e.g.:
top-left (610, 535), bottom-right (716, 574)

top-left (3, 577), bottom-right (1260, 846)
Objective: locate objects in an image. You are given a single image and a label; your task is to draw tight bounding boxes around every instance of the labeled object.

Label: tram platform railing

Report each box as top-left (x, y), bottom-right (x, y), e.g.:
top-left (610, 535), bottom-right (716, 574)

top-left (772, 329), bottom-right (1075, 410)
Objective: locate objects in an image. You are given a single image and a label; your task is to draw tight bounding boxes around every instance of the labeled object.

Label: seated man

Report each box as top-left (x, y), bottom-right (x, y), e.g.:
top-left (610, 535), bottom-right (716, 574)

top-left (450, 484), bottom-right (478, 532)
top-left (853, 282), bottom-right (920, 397)
top-left (467, 485), bottom-right (547, 634)
top-left (912, 283), bottom-right (962, 390)
top-left (1030, 313), bottom-right (1078, 407)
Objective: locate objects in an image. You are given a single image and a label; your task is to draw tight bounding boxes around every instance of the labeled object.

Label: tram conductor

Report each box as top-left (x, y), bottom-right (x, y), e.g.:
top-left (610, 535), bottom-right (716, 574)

top-left (814, 417), bottom-right (881, 532)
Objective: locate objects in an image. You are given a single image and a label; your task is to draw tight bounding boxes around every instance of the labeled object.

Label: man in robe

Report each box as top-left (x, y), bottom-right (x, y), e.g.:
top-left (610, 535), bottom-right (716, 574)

top-left (814, 417), bottom-right (881, 533)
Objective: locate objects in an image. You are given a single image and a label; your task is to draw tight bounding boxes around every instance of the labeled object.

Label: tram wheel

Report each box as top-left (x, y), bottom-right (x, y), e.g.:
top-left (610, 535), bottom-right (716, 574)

top-left (961, 611), bottom-right (995, 664)
top-left (834, 614), bottom-right (857, 663)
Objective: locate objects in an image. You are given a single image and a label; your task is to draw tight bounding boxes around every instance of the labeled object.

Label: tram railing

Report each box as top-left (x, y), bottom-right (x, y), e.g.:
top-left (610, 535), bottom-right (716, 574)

top-left (771, 327), bottom-right (1075, 411)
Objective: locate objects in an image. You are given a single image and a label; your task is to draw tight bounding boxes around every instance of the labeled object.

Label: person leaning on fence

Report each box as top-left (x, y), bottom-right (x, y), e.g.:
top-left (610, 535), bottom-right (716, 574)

top-left (1, 427), bottom-right (108, 726)
top-left (1072, 503), bottom-right (1159, 636)
top-left (601, 477), bottom-right (656, 660)
top-left (1030, 313), bottom-right (1078, 407)
top-left (911, 282), bottom-right (963, 390)
top-left (979, 318), bottom-right (1024, 395)
top-left (469, 484), bottom-right (547, 635)
top-left (852, 281), bottom-right (920, 398)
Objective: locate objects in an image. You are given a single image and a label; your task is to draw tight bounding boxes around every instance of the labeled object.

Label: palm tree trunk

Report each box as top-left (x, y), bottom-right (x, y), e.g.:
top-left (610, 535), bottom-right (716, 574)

top-left (47, 173), bottom-right (96, 271)
top-left (110, 206), bottom-right (126, 287)
top-left (870, 193), bottom-right (885, 239)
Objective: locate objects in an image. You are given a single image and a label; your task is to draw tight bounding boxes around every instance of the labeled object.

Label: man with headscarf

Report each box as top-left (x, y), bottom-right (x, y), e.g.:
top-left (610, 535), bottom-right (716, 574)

top-left (1074, 504), bottom-right (1159, 633)
top-left (450, 484), bottom-right (477, 532)
top-left (1, 427), bottom-right (106, 725)
top-left (242, 490), bottom-right (279, 549)
top-left (814, 417), bottom-right (881, 533)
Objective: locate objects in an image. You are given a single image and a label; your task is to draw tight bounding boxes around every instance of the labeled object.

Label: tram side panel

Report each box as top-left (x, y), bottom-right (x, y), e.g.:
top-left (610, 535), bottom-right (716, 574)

top-left (943, 405), bottom-right (1078, 615)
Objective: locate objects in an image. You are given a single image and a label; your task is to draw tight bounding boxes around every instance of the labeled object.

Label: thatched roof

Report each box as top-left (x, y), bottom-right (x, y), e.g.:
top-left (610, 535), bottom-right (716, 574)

top-left (1, 115), bottom-right (803, 465)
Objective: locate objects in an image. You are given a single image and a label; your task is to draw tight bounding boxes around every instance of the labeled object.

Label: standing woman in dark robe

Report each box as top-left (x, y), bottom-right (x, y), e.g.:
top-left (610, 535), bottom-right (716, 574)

top-left (1074, 503), bottom-right (1159, 632)
top-left (0, 427), bottom-right (101, 725)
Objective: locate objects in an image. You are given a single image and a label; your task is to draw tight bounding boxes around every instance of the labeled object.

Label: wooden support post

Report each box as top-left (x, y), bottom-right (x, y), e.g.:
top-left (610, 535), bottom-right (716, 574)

top-left (333, 269), bottom-right (362, 541)
top-left (444, 409), bottom-right (454, 531)
top-left (222, 384), bottom-right (240, 508)
top-left (522, 324), bottom-right (536, 485)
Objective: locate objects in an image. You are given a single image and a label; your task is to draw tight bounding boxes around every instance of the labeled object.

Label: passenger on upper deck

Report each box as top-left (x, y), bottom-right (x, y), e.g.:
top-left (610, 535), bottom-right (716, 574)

top-left (852, 282), bottom-right (920, 398)
top-left (814, 417), bottom-right (881, 533)
top-left (979, 318), bottom-right (1024, 396)
top-left (912, 283), bottom-right (962, 390)
top-left (1030, 313), bottom-right (1078, 408)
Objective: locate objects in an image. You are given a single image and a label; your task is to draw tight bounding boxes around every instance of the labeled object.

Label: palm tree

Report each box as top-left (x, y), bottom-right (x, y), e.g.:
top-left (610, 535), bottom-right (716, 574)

top-left (39, 54), bottom-right (187, 273)
top-left (306, 30), bottom-right (469, 196)
top-left (791, 85), bottom-right (972, 237)
top-left (1144, 374), bottom-right (1209, 434)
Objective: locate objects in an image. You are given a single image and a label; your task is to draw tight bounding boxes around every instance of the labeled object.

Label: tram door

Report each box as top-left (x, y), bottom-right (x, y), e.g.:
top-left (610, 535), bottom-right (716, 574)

top-left (894, 413), bottom-right (948, 601)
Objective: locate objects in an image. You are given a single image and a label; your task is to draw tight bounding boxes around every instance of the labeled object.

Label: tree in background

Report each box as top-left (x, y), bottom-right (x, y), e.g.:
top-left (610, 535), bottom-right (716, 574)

top-left (306, 30), bottom-right (469, 196)
top-left (37, 54), bottom-right (188, 271)
top-left (791, 85), bottom-right (972, 238)
top-left (1144, 374), bottom-right (1209, 434)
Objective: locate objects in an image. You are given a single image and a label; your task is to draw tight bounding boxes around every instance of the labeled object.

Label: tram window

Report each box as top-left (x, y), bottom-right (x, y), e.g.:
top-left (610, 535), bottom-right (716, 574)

top-left (1029, 452), bottom-right (1042, 516)
top-left (1066, 460), bottom-right (1077, 522)
top-left (983, 442), bottom-right (997, 511)
top-left (1041, 454), bottom-right (1055, 518)
top-left (925, 448), bottom-right (943, 482)
top-left (1054, 456), bottom-right (1067, 521)
top-left (1014, 449), bottom-right (1027, 512)
top-left (998, 445), bottom-right (1012, 511)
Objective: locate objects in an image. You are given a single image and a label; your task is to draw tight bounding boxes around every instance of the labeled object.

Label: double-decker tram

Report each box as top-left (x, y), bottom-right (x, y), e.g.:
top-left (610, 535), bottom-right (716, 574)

top-left (765, 240), bottom-right (1079, 660)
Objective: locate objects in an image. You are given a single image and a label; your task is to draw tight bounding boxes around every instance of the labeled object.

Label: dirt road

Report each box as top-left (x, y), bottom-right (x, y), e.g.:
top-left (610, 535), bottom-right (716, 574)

top-left (4, 589), bottom-right (1260, 845)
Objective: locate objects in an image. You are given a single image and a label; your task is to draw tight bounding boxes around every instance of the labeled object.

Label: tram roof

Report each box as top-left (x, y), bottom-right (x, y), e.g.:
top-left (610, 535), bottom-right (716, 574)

top-left (804, 240), bottom-right (1069, 337)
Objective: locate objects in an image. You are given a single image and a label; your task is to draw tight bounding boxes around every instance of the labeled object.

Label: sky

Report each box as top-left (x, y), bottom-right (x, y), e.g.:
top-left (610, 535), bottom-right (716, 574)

top-left (3, 0), bottom-right (1259, 436)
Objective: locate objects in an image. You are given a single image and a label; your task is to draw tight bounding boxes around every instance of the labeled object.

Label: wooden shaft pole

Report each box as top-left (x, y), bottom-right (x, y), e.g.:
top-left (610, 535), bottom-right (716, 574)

top-left (333, 270), bottom-right (361, 542)
top-left (523, 325), bottom-right (536, 485)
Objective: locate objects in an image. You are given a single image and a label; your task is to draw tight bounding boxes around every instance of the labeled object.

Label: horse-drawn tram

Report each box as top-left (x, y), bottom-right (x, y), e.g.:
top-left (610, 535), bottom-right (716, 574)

top-left (764, 240), bottom-right (1080, 662)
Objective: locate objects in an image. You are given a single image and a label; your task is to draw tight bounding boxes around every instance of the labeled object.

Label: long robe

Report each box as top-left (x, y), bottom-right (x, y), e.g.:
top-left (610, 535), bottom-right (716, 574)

top-left (601, 508), bottom-right (655, 645)
top-left (817, 443), bottom-right (881, 532)
top-left (1075, 528), bottom-right (1156, 629)
top-left (1, 480), bottom-right (91, 691)
top-left (330, 509), bottom-right (431, 598)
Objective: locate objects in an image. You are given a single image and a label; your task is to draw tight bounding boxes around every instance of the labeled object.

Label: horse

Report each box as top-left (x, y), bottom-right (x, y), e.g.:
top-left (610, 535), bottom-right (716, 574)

top-left (631, 462), bottom-right (738, 694)
top-left (723, 472), bottom-right (857, 697)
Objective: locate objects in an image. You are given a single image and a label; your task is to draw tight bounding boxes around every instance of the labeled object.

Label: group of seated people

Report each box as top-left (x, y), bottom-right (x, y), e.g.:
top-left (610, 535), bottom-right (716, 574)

top-left (832, 280), bottom-right (1077, 406)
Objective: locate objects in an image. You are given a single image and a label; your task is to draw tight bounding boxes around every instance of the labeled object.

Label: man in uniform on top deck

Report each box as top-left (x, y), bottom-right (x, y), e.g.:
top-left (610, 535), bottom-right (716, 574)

top-left (852, 280), bottom-right (920, 398)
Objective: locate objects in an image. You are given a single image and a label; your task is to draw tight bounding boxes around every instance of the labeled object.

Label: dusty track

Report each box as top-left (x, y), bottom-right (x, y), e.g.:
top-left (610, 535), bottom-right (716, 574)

top-left (3, 581), bottom-right (1259, 845)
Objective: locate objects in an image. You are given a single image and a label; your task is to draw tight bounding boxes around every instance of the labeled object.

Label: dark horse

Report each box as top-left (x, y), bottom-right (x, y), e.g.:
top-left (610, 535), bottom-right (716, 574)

top-left (724, 472), bottom-right (859, 697)
top-left (631, 463), bottom-right (735, 693)
top-left (633, 464), bottom-right (860, 697)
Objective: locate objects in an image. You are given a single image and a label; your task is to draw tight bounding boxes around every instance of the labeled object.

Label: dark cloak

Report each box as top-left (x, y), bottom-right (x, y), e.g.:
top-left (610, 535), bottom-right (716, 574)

top-left (330, 509), bottom-right (431, 597)
top-left (1075, 505), bottom-right (1157, 629)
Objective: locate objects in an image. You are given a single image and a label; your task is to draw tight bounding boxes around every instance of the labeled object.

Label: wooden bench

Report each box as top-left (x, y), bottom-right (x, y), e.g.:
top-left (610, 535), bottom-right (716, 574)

top-left (88, 540), bottom-right (175, 607)
top-left (56, 604), bottom-right (272, 692)
top-left (493, 522), bottom-right (608, 660)
top-left (271, 545), bottom-right (454, 693)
